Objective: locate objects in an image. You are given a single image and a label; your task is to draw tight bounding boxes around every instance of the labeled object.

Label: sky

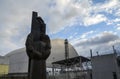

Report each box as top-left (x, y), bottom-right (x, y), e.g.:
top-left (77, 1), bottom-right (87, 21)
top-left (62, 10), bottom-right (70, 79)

top-left (0, 0), bottom-right (120, 56)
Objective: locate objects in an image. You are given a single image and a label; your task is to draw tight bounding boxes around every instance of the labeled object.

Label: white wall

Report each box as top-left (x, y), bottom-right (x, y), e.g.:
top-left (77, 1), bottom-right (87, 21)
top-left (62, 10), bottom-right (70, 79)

top-left (8, 50), bottom-right (28, 73)
top-left (92, 54), bottom-right (120, 79)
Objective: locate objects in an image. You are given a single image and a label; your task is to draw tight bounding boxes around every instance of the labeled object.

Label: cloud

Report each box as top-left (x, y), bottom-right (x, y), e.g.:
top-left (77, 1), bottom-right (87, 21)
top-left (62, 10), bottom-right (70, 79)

top-left (80, 31), bottom-right (95, 38)
top-left (47, 0), bottom-right (92, 33)
top-left (75, 31), bottom-right (118, 46)
top-left (0, 0), bottom-right (120, 34)
top-left (117, 26), bottom-right (120, 30)
top-left (0, 0), bottom-right (119, 34)
top-left (83, 14), bottom-right (107, 26)
top-left (92, 0), bottom-right (119, 13)
top-left (0, 0), bottom-right (120, 55)
top-left (115, 8), bottom-right (120, 16)
top-left (100, 0), bottom-right (118, 9)
top-left (72, 31), bottom-right (120, 56)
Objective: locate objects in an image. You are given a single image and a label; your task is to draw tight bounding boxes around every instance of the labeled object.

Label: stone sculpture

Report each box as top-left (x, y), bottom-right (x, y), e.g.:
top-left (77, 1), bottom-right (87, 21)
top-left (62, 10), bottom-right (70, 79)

top-left (25, 11), bottom-right (51, 79)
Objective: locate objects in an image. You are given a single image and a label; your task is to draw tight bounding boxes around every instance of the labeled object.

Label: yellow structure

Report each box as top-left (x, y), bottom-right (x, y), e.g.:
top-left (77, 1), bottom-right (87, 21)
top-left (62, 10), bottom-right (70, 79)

top-left (0, 64), bottom-right (9, 75)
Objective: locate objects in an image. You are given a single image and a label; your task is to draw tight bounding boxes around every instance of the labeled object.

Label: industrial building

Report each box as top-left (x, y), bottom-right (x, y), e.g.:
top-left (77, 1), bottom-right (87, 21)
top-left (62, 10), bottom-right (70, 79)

top-left (6, 39), bottom-right (79, 74)
top-left (0, 39), bottom-right (120, 79)
top-left (91, 53), bottom-right (120, 79)
top-left (0, 39), bottom-right (90, 79)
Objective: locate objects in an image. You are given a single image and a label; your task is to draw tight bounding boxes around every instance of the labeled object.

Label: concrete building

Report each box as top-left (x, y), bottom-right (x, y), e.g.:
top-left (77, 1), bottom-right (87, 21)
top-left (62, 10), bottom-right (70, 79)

top-left (5, 39), bottom-right (78, 74)
top-left (91, 53), bottom-right (120, 79)
top-left (1, 38), bottom-right (120, 79)
top-left (1, 39), bottom-right (90, 79)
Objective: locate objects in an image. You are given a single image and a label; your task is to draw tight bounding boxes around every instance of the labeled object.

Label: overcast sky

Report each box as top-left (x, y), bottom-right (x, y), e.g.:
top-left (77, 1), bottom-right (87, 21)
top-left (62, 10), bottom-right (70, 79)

top-left (0, 0), bottom-right (120, 56)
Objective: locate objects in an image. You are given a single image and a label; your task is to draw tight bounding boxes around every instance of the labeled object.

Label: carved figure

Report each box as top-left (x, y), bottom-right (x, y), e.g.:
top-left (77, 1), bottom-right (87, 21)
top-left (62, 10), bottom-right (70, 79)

top-left (25, 11), bottom-right (51, 79)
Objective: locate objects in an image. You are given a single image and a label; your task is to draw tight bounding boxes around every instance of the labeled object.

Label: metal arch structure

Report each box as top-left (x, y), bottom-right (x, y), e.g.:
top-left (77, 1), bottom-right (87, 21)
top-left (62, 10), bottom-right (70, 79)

top-left (51, 56), bottom-right (91, 79)
top-left (52, 56), bottom-right (90, 66)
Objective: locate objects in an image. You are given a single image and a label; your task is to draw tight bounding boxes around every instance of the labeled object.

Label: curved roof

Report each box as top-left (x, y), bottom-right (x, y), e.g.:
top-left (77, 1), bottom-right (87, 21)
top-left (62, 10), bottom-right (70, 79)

top-left (6, 39), bottom-right (78, 67)
top-left (47, 39), bottom-right (78, 67)
top-left (6, 48), bottom-right (25, 57)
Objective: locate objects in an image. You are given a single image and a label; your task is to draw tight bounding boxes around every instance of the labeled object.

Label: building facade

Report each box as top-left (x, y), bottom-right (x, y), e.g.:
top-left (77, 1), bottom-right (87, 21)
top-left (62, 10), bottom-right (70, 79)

top-left (91, 53), bottom-right (120, 79)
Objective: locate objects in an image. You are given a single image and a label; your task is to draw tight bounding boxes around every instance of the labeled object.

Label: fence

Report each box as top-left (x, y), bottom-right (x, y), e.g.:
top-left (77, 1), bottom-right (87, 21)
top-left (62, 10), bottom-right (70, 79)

top-left (0, 70), bottom-right (91, 79)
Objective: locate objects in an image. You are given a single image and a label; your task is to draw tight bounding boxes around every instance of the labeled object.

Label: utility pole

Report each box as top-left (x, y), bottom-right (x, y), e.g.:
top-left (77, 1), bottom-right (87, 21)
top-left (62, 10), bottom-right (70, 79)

top-left (112, 46), bottom-right (119, 79)
top-left (113, 45), bottom-right (117, 54)
top-left (96, 51), bottom-right (99, 56)
top-left (90, 49), bottom-right (93, 79)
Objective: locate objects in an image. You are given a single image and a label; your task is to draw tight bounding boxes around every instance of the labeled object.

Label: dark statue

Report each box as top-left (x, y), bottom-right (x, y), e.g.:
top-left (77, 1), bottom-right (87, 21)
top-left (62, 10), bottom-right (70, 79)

top-left (25, 11), bottom-right (51, 79)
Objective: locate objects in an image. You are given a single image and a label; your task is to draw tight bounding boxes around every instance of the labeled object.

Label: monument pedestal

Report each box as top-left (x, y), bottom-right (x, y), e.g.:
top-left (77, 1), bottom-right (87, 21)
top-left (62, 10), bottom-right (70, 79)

top-left (30, 60), bottom-right (46, 79)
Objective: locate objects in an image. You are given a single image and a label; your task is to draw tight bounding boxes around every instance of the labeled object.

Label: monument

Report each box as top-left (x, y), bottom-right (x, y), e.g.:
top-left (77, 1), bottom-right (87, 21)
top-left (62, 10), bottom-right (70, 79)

top-left (25, 11), bottom-right (51, 79)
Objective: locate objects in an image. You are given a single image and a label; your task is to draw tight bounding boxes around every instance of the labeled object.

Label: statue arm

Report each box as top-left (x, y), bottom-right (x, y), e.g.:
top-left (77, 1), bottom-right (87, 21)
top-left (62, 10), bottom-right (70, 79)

top-left (26, 34), bottom-right (34, 56)
top-left (42, 35), bottom-right (51, 59)
top-left (26, 33), bottom-right (42, 59)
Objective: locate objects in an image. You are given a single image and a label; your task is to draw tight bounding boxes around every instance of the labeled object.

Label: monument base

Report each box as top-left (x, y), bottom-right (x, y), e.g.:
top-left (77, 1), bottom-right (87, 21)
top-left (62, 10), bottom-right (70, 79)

top-left (30, 59), bottom-right (46, 79)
